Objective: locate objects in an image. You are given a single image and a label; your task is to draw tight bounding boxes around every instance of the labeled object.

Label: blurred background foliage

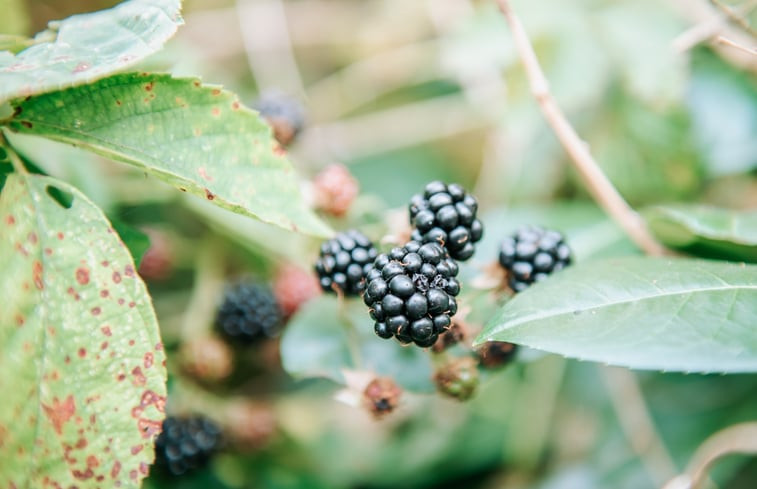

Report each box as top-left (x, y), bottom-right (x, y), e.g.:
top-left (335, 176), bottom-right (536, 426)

top-left (5, 0), bottom-right (757, 488)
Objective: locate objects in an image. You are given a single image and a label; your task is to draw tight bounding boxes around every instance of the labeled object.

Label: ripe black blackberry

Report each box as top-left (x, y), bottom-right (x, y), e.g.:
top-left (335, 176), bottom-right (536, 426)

top-left (409, 181), bottom-right (484, 261)
top-left (154, 415), bottom-right (222, 477)
top-left (364, 241), bottom-right (460, 348)
top-left (215, 282), bottom-right (282, 344)
top-left (315, 230), bottom-right (377, 296)
top-left (498, 226), bottom-right (571, 292)
top-left (253, 91), bottom-right (305, 146)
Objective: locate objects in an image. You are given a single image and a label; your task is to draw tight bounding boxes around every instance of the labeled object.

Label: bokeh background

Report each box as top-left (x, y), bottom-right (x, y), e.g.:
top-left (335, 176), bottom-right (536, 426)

top-left (3, 1), bottom-right (757, 488)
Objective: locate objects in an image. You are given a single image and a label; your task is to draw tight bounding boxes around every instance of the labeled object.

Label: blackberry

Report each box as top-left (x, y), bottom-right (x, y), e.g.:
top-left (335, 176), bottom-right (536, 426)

top-left (154, 415), bottom-right (222, 476)
top-left (364, 240), bottom-right (460, 347)
top-left (409, 181), bottom-right (484, 261)
top-left (498, 226), bottom-right (572, 292)
top-left (215, 282), bottom-right (282, 344)
top-left (253, 91), bottom-right (305, 146)
top-left (315, 230), bottom-right (377, 296)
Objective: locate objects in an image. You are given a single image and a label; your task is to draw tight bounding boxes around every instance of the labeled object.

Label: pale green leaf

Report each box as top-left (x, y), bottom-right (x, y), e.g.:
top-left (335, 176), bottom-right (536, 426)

top-left (0, 0), bottom-right (182, 103)
top-left (647, 205), bottom-right (757, 263)
top-left (0, 173), bottom-right (166, 488)
top-left (281, 296), bottom-right (434, 392)
top-left (475, 257), bottom-right (757, 373)
top-left (7, 73), bottom-right (331, 236)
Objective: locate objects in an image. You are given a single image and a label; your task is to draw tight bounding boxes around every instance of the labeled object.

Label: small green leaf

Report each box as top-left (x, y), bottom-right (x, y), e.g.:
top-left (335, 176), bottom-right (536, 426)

top-left (475, 257), bottom-right (757, 373)
top-left (0, 0), bottom-right (182, 103)
top-left (0, 173), bottom-right (166, 488)
top-left (646, 205), bottom-right (757, 263)
top-left (7, 73), bottom-right (331, 236)
top-left (281, 296), bottom-right (434, 392)
top-left (110, 217), bottom-right (150, 267)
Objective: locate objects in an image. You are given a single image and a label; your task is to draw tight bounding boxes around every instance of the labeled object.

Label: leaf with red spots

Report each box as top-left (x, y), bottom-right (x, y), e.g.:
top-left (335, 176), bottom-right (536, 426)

top-left (0, 174), bottom-right (166, 488)
top-left (0, 0), bottom-right (182, 103)
top-left (8, 73), bottom-right (332, 237)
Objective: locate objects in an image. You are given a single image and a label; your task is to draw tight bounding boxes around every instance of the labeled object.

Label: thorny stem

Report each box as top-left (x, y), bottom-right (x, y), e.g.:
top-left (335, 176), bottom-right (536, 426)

top-left (0, 130), bottom-right (29, 176)
top-left (493, 0), bottom-right (667, 256)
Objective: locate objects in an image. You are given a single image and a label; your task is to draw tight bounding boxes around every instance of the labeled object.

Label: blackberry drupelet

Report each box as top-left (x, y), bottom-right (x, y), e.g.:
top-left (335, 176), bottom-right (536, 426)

top-left (409, 181), bottom-right (484, 261)
top-left (154, 415), bottom-right (222, 477)
top-left (215, 282), bottom-right (282, 344)
top-left (315, 230), bottom-right (377, 296)
top-left (364, 241), bottom-right (460, 347)
top-left (498, 226), bottom-right (571, 292)
top-left (253, 91), bottom-right (305, 146)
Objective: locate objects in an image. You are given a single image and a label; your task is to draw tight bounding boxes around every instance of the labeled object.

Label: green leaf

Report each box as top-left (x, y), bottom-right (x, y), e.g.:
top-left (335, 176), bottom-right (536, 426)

top-left (110, 217), bottom-right (150, 267)
top-left (475, 257), bottom-right (757, 373)
top-left (0, 173), bottom-right (166, 488)
top-left (0, 0), bottom-right (182, 103)
top-left (281, 295), bottom-right (434, 392)
top-left (646, 205), bottom-right (757, 263)
top-left (7, 73), bottom-right (331, 237)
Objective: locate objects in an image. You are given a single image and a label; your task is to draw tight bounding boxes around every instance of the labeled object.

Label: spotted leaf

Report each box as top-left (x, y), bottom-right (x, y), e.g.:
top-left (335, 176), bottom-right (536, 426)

top-left (0, 173), bottom-right (166, 488)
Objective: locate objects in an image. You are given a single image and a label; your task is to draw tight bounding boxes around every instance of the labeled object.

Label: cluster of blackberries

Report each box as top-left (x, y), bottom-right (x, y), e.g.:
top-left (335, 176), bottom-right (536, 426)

top-left (409, 181), bottom-right (483, 261)
top-left (363, 241), bottom-right (460, 347)
top-left (154, 415), bottom-right (223, 477)
top-left (315, 230), bottom-right (377, 296)
top-left (215, 282), bottom-right (282, 344)
top-left (498, 226), bottom-right (571, 292)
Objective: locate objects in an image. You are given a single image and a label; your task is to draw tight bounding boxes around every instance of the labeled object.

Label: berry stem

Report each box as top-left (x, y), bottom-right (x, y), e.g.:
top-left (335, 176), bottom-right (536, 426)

top-left (181, 238), bottom-right (226, 341)
top-left (493, 0), bottom-right (667, 257)
top-left (1, 131), bottom-right (30, 176)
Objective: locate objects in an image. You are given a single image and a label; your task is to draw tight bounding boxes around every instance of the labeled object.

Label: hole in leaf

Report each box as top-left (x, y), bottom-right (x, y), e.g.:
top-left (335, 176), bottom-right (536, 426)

top-left (46, 185), bottom-right (73, 209)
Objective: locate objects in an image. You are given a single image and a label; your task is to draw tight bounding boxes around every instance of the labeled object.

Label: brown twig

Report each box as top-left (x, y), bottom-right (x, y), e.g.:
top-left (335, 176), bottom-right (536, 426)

top-left (709, 0), bottom-right (757, 37)
top-left (494, 0), bottom-right (667, 256)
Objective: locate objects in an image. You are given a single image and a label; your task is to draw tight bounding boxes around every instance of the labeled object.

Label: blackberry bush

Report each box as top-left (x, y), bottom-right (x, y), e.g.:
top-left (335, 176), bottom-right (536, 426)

top-left (154, 415), bottom-right (223, 477)
top-left (364, 241), bottom-right (460, 347)
top-left (215, 282), bottom-right (282, 344)
top-left (409, 181), bottom-right (484, 261)
top-left (498, 226), bottom-right (572, 292)
top-left (315, 230), bottom-right (377, 296)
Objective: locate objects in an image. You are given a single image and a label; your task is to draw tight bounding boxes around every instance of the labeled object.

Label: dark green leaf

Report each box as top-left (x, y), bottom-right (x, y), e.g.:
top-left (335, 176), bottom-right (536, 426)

top-left (646, 205), bottom-right (757, 263)
top-left (475, 257), bottom-right (757, 373)
top-left (7, 73), bottom-right (331, 236)
top-left (0, 173), bottom-right (166, 488)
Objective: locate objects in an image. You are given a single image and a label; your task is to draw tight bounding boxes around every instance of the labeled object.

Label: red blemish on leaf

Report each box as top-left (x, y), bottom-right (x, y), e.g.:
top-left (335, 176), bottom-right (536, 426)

top-left (131, 367), bottom-right (146, 387)
top-left (118, 298), bottom-right (125, 305)
top-left (76, 437), bottom-right (87, 449)
top-left (130, 470), bottom-right (138, 481)
top-left (78, 348), bottom-right (86, 358)
top-left (144, 82), bottom-right (154, 91)
top-left (57, 232), bottom-right (64, 240)
top-left (144, 352), bottom-right (154, 369)
top-left (128, 339), bottom-right (135, 346)
top-left (101, 260), bottom-right (109, 267)
top-left (86, 455), bottom-right (99, 468)
top-left (115, 100), bottom-right (122, 106)
top-left (124, 265), bottom-right (135, 277)
top-left (211, 89), bottom-right (221, 96)
top-left (15, 243), bottom-right (29, 256)
top-left (116, 373), bottom-right (125, 382)
top-left (15, 314), bottom-right (24, 326)
top-left (91, 307), bottom-right (101, 316)
top-left (193, 80), bottom-right (201, 87)
top-left (5, 215), bottom-right (15, 225)
top-left (67, 286), bottom-right (81, 301)
top-left (100, 290), bottom-right (109, 298)
top-left (73, 468), bottom-right (94, 480)
top-left (128, 301), bottom-right (136, 308)
top-left (155, 342), bottom-right (163, 351)
top-left (42, 395), bottom-right (75, 434)
top-left (20, 121), bottom-right (33, 129)
top-left (44, 248), bottom-right (53, 255)
top-left (72, 62), bottom-right (91, 73)
top-left (101, 326), bottom-right (112, 336)
top-left (140, 462), bottom-right (149, 475)
top-left (205, 188), bottom-right (215, 200)
top-left (138, 419), bottom-right (162, 439)
top-left (130, 445), bottom-right (143, 455)
top-left (211, 107), bottom-right (221, 116)
top-left (111, 461), bottom-right (122, 479)
top-left (65, 355), bottom-right (71, 364)
top-left (32, 261), bottom-right (44, 289)
top-left (231, 101), bottom-right (240, 110)
top-left (28, 232), bottom-right (38, 244)
top-left (76, 267), bottom-right (90, 285)
top-left (101, 342), bottom-right (108, 350)
top-left (112, 271), bottom-right (121, 283)
top-left (273, 144), bottom-right (287, 157)
top-left (198, 166), bottom-right (213, 181)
